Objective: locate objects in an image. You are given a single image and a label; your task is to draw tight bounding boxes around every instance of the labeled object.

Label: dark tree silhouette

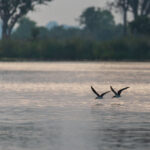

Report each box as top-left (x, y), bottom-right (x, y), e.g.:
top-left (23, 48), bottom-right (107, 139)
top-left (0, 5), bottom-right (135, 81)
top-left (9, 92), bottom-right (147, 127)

top-left (129, 0), bottom-right (150, 19)
top-left (110, 0), bottom-right (150, 35)
top-left (109, 0), bottom-right (129, 36)
top-left (0, 0), bottom-right (52, 39)
top-left (79, 7), bottom-right (116, 40)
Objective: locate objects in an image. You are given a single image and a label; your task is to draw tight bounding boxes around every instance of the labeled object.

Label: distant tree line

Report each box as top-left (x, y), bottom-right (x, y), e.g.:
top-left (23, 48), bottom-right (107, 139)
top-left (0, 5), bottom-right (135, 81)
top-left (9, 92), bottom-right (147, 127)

top-left (0, 0), bottom-right (149, 61)
top-left (11, 8), bottom-right (124, 41)
top-left (0, 0), bottom-right (149, 40)
top-left (11, 4), bottom-right (150, 40)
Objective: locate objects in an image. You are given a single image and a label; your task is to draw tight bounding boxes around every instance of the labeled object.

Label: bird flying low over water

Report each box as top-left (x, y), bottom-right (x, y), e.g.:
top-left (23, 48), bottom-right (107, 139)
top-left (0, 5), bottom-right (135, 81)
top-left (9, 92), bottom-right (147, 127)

top-left (91, 86), bottom-right (110, 99)
top-left (110, 86), bottom-right (129, 98)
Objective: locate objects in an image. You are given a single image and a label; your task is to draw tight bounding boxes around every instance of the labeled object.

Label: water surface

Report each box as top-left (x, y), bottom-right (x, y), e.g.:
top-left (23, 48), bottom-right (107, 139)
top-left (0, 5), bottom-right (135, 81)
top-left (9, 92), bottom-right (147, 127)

top-left (0, 62), bottom-right (150, 150)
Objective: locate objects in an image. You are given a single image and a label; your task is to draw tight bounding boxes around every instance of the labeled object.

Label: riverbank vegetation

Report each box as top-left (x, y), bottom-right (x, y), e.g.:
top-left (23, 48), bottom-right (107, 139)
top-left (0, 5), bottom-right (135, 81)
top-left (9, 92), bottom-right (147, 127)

top-left (0, 36), bottom-right (149, 61)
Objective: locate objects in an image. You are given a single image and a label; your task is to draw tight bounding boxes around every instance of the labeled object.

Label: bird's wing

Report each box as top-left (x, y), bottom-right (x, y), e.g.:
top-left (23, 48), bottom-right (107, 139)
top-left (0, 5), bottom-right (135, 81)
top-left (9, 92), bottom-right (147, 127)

top-left (118, 87), bottom-right (130, 95)
top-left (110, 86), bottom-right (118, 95)
top-left (100, 91), bottom-right (110, 97)
top-left (91, 86), bottom-right (100, 97)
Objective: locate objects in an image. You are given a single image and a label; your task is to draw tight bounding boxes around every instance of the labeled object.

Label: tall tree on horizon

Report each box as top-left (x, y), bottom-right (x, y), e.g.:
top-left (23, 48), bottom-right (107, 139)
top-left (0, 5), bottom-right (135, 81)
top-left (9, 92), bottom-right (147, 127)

top-left (110, 0), bottom-right (150, 35)
top-left (110, 0), bottom-right (129, 36)
top-left (0, 0), bottom-right (52, 39)
top-left (79, 7), bottom-right (116, 40)
top-left (129, 0), bottom-right (150, 19)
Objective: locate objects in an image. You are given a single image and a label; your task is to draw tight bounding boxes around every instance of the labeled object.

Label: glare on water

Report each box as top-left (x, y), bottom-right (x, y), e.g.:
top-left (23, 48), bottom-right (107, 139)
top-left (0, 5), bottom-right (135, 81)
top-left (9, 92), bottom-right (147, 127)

top-left (0, 62), bottom-right (150, 150)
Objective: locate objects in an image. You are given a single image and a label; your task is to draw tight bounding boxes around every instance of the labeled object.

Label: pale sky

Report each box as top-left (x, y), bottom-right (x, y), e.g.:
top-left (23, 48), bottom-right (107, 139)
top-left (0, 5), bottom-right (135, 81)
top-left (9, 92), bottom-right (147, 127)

top-left (27, 0), bottom-right (121, 27)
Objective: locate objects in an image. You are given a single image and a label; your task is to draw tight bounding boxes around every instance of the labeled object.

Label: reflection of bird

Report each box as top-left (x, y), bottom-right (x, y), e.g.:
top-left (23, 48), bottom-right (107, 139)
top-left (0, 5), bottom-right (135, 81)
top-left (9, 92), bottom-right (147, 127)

top-left (91, 86), bottom-right (110, 99)
top-left (110, 86), bottom-right (129, 98)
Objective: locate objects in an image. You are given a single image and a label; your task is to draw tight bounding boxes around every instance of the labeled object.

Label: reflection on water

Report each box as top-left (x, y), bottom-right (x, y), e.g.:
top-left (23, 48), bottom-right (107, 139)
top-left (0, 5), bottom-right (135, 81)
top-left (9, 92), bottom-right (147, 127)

top-left (0, 62), bottom-right (150, 150)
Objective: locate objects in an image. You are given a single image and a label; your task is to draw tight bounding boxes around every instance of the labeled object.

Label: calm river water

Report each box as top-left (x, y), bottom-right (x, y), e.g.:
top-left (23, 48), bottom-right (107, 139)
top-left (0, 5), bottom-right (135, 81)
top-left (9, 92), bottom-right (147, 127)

top-left (0, 62), bottom-right (150, 150)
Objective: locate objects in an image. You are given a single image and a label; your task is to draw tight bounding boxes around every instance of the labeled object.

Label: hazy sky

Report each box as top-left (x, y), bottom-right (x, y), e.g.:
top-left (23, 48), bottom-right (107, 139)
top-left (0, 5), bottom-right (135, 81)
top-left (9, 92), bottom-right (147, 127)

top-left (27, 0), bottom-right (119, 27)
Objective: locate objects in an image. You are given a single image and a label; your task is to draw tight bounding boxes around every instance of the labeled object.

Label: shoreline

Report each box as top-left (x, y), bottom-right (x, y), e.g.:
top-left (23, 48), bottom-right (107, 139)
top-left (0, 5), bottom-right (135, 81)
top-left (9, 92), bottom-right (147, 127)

top-left (0, 58), bottom-right (150, 62)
